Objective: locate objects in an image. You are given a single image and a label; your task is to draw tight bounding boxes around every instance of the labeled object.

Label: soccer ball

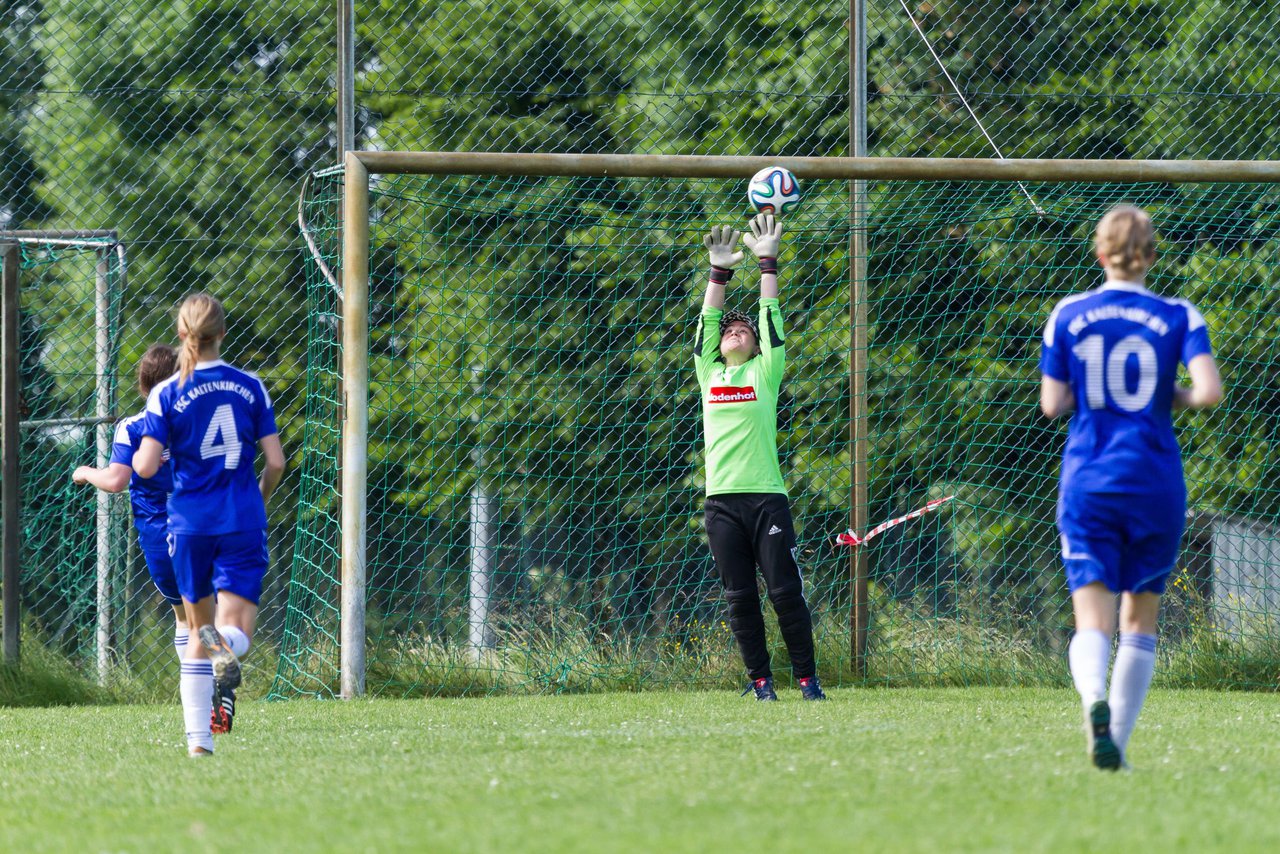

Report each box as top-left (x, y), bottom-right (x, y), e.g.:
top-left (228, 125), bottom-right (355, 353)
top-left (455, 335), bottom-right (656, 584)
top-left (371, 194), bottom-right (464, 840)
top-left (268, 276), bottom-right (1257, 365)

top-left (747, 166), bottom-right (802, 215)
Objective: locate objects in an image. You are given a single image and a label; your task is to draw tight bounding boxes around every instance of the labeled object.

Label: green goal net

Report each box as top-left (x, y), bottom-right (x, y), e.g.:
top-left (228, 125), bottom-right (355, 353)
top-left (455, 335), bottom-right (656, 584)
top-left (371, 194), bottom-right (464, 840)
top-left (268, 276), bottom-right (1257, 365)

top-left (2, 236), bottom-right (132, 681)
top-left (275, 168), bottom-right (1280, 698)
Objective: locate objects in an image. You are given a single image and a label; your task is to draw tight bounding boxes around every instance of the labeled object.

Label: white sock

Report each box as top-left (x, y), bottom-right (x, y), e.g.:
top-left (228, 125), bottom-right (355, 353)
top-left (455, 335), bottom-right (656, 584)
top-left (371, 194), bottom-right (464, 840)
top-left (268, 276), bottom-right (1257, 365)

top-left (218, 625), bottom-right (251, 658)
top-left (180, 659), bottom-right (215, 754)
top-left (1109, 632), bottom-right (1157, 752)
top-left (174, 627), bottom-right (189, 662)
top-left (1068, 628), bottom-right (1111, 708)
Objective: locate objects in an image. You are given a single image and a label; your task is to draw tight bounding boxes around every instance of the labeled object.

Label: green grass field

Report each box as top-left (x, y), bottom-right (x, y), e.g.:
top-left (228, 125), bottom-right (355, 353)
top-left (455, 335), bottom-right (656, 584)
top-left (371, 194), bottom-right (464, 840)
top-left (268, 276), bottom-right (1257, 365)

top-left (3, 687), bottom-right (1278, 853)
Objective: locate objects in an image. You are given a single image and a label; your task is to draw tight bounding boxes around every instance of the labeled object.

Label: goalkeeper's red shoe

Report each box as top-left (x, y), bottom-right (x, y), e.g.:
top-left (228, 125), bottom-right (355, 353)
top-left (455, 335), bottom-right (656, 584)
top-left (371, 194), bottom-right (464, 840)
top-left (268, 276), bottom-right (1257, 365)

top-left (799, 676), bottom-right (827, 701)
top-left (741, 677), bottom-right (778, 701)
top-left (210, 687), bottom-right (236, 734)
top-left (198, 625), bottom-right (242, 692)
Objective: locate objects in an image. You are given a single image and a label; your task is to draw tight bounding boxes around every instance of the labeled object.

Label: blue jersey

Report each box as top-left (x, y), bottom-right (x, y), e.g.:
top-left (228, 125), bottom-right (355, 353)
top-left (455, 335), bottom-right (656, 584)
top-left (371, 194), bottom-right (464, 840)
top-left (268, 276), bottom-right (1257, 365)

top-left (110, 411), bottom-right (173, 534)
top-left (1040, 280), bottom-right (1213, 495)
top-left (142, 360), bottom-right (278, 535)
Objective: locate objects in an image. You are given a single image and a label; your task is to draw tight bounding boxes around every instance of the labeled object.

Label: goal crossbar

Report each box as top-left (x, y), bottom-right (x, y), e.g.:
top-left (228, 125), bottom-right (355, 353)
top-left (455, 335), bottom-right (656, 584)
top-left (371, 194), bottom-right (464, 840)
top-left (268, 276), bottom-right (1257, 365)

top-left (352, 151), bottom-right (1280, 182)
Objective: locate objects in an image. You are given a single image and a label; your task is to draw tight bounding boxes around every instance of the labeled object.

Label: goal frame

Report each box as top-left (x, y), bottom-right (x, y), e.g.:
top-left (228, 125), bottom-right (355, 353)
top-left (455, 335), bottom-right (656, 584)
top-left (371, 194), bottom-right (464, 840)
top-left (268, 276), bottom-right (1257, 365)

top-left (337, 152), bottom-right (1280, 698)
top-left (1, 230), bottom-right (126, 679)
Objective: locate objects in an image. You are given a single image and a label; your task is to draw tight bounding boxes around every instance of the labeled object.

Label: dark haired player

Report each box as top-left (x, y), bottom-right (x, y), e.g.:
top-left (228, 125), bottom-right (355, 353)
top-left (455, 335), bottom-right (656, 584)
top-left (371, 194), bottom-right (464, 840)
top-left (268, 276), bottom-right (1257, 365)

top-left (73, 344), bottom-right (192, 665)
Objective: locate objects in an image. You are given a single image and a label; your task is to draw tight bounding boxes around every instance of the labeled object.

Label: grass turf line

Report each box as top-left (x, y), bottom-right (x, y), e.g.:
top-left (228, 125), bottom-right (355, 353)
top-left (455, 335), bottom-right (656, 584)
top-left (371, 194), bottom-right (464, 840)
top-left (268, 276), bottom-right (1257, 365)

top-left (1, 687), bottom-right (1278, 853)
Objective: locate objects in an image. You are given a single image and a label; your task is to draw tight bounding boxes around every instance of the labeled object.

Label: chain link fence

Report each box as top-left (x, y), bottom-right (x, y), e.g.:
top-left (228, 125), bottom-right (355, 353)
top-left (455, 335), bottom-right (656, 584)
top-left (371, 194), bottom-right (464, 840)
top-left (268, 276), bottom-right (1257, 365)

top-left (5, 1), bottom-right (1280, 695)
top-left (352, 2), bottom-right (1280, 161)
top-left (2, 1), bottom-right (336, 693)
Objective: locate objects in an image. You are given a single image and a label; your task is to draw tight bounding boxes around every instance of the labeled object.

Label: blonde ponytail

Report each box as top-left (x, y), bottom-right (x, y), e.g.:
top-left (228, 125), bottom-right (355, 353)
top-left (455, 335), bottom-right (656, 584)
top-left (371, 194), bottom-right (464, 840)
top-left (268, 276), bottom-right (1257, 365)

top-left (1095, 205), bottom-right (1156, 281)
top-left (176, 293), bottom-right (227, 383)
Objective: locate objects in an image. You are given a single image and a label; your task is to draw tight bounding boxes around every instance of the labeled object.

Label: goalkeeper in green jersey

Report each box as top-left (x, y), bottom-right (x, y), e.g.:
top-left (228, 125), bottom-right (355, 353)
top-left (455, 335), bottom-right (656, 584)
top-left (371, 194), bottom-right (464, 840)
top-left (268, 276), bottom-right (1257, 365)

top-left (694, 212), bottom-right (824, 701)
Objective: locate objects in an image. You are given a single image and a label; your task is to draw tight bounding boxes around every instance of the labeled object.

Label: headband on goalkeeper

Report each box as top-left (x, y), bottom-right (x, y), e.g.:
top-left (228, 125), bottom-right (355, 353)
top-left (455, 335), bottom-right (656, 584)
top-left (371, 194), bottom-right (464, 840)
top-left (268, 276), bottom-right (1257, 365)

top-left (719, 309), bottom-right (759, 343)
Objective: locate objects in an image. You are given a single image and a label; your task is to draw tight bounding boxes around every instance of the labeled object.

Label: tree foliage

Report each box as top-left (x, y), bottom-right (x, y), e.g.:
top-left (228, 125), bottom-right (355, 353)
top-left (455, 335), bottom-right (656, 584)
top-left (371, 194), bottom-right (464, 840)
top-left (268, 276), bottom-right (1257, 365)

top-left (7, 0), bottom-right (1280, 650)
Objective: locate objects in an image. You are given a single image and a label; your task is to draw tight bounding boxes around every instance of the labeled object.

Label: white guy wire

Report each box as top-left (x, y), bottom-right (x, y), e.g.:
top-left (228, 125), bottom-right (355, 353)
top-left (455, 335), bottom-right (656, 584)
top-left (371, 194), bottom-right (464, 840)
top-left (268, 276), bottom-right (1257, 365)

top-left (897, 0), bottom-right (1046, 215)
top-left (297, 171), bottom-right (343, 298)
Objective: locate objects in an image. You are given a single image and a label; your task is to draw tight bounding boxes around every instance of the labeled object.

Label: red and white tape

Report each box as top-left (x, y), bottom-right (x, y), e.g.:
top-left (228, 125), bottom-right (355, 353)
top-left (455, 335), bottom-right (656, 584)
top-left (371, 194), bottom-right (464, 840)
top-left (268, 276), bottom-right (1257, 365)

top-left (835, 495), bottom-right (956, 547)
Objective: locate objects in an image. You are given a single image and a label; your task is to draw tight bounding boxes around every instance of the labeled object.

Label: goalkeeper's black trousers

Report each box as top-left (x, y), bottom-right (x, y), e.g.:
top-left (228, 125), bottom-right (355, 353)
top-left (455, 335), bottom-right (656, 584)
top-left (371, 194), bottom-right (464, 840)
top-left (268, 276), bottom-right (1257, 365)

top-left (704, 493), bottom-right (816, 681)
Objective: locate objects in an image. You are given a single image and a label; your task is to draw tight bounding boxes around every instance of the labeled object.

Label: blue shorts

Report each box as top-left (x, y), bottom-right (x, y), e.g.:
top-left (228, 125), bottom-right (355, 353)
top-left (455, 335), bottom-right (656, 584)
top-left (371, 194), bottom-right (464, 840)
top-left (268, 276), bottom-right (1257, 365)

top-left (1057, 490), bottom-right (1185, 595)
top-left (169, 529), bottom-right (269, 605)
top-left (136, 525), bottom-right (181, 605)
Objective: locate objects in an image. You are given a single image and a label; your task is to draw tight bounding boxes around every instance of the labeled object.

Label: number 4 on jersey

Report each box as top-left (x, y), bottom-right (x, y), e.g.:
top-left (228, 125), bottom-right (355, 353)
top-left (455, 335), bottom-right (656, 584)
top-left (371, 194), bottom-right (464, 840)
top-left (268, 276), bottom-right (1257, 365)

top-left (200, 404), bottom-right (242, 469)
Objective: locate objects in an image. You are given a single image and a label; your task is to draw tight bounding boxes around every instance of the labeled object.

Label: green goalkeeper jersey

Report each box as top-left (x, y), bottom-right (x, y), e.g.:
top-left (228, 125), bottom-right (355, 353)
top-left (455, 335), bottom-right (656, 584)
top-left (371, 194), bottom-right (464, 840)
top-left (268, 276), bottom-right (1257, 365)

top-left (694, 299), bottom-right (787, 496)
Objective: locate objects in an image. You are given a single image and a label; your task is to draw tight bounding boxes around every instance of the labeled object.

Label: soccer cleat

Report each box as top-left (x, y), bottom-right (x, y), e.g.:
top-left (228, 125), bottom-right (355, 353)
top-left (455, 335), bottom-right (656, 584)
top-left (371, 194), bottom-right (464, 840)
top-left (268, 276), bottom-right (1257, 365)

top-left (188, 746), bottom-right (214, 758)
top-left (198, 625), bottom-right (242, 692)
top-left (741, 677), bottom-right (778, 701)
top-left (210, 686), bottom-right (236, 734)
top-left (798, 676), bottom-right (827, 701)
top-left (1087, 700), bottom-right (1122, 771)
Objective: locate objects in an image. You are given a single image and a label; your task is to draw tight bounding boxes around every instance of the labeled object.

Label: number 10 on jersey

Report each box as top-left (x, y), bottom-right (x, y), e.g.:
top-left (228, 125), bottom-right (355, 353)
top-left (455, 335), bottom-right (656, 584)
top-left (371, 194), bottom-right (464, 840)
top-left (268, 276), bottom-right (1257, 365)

top-left (1072, 334), bottom-right (1158, 412)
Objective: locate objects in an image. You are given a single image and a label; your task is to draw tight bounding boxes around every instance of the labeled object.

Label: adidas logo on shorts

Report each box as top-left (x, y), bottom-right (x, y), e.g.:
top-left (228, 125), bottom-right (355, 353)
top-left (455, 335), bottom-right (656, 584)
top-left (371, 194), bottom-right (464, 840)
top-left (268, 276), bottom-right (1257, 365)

top-left (768, 525), bottom-right (782, 535)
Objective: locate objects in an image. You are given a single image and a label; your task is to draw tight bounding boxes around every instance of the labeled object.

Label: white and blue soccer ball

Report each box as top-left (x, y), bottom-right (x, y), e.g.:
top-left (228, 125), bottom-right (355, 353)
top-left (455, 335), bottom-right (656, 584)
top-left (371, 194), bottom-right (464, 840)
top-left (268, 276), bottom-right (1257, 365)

top-left (747, 166), bottom-right (802, 215)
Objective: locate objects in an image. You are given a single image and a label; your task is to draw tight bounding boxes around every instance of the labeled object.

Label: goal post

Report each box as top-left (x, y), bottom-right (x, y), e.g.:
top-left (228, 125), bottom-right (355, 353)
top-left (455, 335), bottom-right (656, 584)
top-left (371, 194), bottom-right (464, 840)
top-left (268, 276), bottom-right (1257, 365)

top-left (341, 155), bottom-right (369, 699)
top-left (0, 230), bottom-right (126, 681)
top-left (314, 152), bottom-right (1280, 699)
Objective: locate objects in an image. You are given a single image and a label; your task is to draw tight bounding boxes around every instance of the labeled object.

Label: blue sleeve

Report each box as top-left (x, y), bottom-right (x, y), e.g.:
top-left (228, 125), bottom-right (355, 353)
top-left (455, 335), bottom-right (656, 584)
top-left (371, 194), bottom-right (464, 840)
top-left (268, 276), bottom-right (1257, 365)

top-left (1039, 305), bottom-right (1069, 381)
top-left (1181, 302), bottom-right (1213, 364)
top-left (109, 421), bottom-right (133, 467)
top-left (141, 387), bottom-right (169, 446)
top-left (257, 405), bottom-right (279, 440)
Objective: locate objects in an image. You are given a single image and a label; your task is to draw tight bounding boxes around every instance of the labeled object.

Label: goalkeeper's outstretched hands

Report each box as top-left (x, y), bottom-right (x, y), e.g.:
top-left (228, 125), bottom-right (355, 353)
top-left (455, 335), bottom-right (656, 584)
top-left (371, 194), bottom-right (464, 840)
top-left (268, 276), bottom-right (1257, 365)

top-left (704, 225), bottom-right (744, 271)
top-left (742, 212), bottom-right (781, 260)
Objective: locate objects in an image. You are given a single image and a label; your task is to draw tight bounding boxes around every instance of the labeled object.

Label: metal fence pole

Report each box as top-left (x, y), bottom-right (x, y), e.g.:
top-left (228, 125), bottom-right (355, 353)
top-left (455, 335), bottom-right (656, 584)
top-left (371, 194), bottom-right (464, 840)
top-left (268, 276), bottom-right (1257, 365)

top-left (468, 362), bottom-right (495, 659)
top-left (95, 249), bottom-right (113, 682)
top-left (337, 0), bottom-right (355, 161)
top-left (467, 470), bottom-right (494, 660)
top-left (2, 243), bottom-right (20, 665)
top-left (849, 0), bottom-right (870, 677)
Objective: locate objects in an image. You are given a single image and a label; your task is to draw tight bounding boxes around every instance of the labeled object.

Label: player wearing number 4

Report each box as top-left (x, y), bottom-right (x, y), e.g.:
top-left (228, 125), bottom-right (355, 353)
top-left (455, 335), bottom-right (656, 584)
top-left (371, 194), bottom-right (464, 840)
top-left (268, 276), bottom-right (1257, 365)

top-left (134, 293), bottom-right (286, 757)
top-left (1040, 205), bottom-right (1222, 770)
top-left (696, 213), bottom-right (824, 702)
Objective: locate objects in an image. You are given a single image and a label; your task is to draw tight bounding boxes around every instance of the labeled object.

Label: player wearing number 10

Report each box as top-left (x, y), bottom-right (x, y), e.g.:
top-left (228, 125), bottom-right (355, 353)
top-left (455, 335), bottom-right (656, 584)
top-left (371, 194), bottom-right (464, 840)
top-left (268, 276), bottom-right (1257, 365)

top-left (134, 293), bottom-right (286, 757)
top-left (1040, 205), bottom-right (1222, 771)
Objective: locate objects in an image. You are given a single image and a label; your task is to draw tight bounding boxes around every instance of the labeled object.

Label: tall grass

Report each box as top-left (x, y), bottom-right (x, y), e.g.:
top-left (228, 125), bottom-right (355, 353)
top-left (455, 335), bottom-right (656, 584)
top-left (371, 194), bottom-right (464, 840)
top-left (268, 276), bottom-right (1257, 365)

top-left (274, 592), bottom-right (1280, 699)
top-left (2, 617), bottom-right (279, 707)
top-left (12, 592), bottom-right (1279, 705)
top-left (0, 639), bottom-right (113, 707)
